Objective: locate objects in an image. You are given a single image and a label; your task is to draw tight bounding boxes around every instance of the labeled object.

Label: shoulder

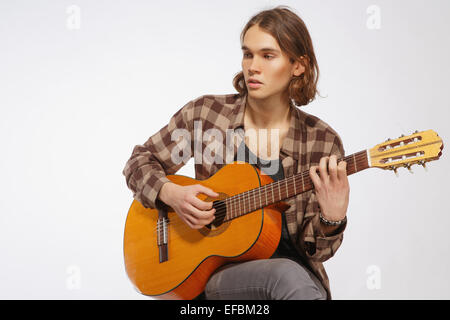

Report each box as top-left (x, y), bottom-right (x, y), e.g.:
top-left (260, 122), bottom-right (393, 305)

top-left (173, 93), bottom-right (242, 130)
top-left (186, 93), bottom-right (243, 122)
top-left (173, 93), bottom-right (239, 118)
top-left (297, 108), bottom-right (340, 137)
top-left (190, 93), bottom-right (242, 112)
top-left (296, 108), bottom-right (345, 156)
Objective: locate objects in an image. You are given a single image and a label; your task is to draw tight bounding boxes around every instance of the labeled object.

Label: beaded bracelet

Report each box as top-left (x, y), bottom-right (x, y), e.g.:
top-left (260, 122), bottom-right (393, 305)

top-left (319, 211), bottom-right (347, 226)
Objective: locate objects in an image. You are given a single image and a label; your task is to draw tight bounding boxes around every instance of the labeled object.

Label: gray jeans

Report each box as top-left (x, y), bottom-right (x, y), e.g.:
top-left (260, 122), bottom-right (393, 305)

top-left (204, 258), bottom-right (327, 300)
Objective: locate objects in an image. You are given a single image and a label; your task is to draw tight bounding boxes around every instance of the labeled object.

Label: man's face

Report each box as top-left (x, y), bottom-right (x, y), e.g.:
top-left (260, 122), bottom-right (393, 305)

top-left (241, 25), bottom-right (303, 100)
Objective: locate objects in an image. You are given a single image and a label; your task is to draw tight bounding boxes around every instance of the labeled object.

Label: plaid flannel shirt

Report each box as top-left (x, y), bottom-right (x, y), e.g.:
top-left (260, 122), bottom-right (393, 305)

top-left (122, 93), bottom-right (347, 299)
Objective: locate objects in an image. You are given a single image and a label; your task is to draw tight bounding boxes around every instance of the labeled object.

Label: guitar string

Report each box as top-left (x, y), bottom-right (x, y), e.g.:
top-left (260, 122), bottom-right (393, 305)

top-left (153, 152), bottom-right (368, 233)
top-left (152, 152), bottom-right (368, 233)
top-left (153, 154), bottom-right (370, 241)
top-left (153, 140), bottom-right (434, 233)
top-left (153, 153), bottom-right (368, 233)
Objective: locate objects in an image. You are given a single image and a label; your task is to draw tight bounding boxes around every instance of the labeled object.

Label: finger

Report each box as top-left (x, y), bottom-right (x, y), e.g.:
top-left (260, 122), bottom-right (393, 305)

top-left (183, 211), bottom-right (209, 230)
top-left (191, 211), bottom-right (216, 228)
top-left (309, 165), bottom-right (322, 190)
top-left (190, 195), bottom-right (214, 210)
top-left (182, 211), bottom-right (199, 229)
top-left (337, 160), bottom-right (348, 181)
top-left (195, 184), bottom-right (219, 198)
top-left (328, 155), bottom-right (338, 182)
top-left (186, 202), bottom-right (216, 221)
top-left (318, 156), bottom-right (330, 183)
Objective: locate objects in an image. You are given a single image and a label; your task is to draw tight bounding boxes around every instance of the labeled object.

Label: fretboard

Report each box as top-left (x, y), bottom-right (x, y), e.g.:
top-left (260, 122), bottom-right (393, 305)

top-left (223, 150), bottom-right (370, 221)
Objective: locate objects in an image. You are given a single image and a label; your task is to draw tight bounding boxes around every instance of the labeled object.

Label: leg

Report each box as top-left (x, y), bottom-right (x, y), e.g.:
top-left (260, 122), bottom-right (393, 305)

top-left (204, 258), bottom-right (327, 300)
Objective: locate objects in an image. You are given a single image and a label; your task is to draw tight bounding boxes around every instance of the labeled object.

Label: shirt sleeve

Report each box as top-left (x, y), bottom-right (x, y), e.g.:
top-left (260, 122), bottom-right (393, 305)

top-left (122, 99), bottom-right (195, 209)
top-left (298, 134), bottom-right (348, 263)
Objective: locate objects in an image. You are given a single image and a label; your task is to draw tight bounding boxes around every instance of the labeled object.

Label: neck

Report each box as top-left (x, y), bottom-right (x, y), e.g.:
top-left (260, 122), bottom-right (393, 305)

top-left (245, 94), bottom-right (291, 128)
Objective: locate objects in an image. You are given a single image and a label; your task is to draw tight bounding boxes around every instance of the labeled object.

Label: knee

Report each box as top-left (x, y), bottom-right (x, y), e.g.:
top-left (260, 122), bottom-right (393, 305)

top-left (268, 259), bottom-right (326, 300)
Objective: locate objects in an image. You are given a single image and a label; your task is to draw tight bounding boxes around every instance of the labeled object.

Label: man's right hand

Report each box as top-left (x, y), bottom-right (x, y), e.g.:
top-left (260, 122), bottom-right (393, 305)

top-left (158, 182), bottom-right (218, 229)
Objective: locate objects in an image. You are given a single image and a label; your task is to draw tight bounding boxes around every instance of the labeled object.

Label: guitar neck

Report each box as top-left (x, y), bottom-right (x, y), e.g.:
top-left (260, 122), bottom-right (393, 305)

top-left (223, 150), bottom-right (370, 221)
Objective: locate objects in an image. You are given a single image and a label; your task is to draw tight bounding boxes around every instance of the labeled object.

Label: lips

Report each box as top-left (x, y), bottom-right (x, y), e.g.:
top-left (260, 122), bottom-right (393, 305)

top-left (248, 78), bottom-right (263, 84)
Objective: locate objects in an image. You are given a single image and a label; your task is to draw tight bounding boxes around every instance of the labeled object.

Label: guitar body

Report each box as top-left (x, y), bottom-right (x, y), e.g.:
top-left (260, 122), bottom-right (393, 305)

top-left (123, 162), bottom-right (290, 300)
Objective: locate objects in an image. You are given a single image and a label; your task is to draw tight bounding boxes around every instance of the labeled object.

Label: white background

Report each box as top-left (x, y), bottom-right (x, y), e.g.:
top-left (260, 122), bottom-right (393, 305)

top-left (0, 0), bottom-right (449, 299)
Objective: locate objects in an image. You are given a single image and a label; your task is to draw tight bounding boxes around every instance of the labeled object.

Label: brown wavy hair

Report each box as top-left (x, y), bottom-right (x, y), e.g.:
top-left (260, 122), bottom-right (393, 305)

top-left (233, 5), bottom-right (321, 107)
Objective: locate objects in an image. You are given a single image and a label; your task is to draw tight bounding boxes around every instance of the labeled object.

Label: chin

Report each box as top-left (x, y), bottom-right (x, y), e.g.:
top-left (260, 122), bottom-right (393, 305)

top-left (247, 89), bottom-right (270, 99)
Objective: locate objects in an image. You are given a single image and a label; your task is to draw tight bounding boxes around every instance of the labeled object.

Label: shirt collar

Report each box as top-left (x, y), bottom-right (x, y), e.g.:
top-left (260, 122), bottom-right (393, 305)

top-left (227, 93), bottom-right (302, 160)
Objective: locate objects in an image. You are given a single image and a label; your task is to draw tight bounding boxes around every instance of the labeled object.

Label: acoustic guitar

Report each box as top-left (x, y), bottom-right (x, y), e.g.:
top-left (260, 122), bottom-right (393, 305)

top-left (123, 129), bottom-right (443, 299)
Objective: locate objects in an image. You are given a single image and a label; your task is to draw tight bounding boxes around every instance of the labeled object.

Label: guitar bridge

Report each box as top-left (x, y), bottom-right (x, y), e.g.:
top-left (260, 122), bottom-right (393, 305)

top-left (157, 206), bottom-right (169, 263)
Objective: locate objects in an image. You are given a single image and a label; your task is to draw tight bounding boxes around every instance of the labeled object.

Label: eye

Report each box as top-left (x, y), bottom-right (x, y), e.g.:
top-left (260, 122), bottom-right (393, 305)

top-left (243, 53), bottom-right (274, 59)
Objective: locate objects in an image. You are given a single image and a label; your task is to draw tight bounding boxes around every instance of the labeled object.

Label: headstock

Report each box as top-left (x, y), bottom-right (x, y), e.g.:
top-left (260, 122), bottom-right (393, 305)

top-left (368, 129), bottom-right (444, 176)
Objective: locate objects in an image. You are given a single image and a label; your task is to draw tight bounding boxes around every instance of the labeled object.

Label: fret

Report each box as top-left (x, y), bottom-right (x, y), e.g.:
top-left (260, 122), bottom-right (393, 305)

top-left (278, 180), bottom-right (281, 201)
top-left (264, 184), bottom-right (268, 206)
top-left (301, 173), bottom-right (305, 191)
top-left (353, 153), bottom-right (357, 173)
top-left (247, 191), bottom-right (250, 212)
top-left (239, 192), bottom-right (242, 216)
top-left (231, 195), bottom-right (235, 218)
top-left (253, 189), bottom-right (256, 211)
top-left (232, 196), bottom-right (235, 219)
top-left (271, 183), bottom-right (274, 203)
top-left (244, 191), bottom-right (247, 213)
top-left (285, 178), bottom-right (288, 198)
top-left (244, 192), bottom-right (247, 214)
top-left (259, 188), bottom-right (262, 209)
top-left (247, 191), bottom-right (250, 213)
top-left (231, 195), bottom-right (234, 218)
top-left (293, 176), bottom-right (297, 194)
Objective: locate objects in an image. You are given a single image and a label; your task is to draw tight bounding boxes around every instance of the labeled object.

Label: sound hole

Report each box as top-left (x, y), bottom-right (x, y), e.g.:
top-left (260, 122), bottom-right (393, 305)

top-left (205, 200), bottom-right (226, 229)
top-left (199, 193), bottom-right (231, 237)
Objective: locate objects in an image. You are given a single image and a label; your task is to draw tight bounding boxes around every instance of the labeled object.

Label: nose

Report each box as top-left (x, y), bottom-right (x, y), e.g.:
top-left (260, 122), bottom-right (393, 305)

top-left (248, 56), bottom-right (262, 74)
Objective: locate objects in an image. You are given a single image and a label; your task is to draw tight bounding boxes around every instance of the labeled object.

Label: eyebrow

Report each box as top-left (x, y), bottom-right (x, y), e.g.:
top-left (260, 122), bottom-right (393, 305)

top-left (241, 45), bottom-right (280, 53)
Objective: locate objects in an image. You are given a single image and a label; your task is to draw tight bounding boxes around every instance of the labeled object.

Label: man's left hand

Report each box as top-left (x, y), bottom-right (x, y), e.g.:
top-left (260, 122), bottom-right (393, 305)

top-left (309, 155), bottom-right (350, 222)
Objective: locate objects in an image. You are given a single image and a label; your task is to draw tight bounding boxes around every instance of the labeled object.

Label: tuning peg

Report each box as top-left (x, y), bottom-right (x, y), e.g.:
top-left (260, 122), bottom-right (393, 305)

top-left (385, 138), bottom-right (391, 142)
top-left (393, 167), bottom-right (399, 178)
top-left (420, 160), bottom-right (428, 172)
top-left (414, 130), bottom-right (419, 134)
top-left (404, 164), bottom-right (414, 174)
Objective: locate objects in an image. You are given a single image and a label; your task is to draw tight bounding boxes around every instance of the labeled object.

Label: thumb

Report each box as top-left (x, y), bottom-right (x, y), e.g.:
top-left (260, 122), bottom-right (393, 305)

top-left (196, 184), bottom-right (219, 197)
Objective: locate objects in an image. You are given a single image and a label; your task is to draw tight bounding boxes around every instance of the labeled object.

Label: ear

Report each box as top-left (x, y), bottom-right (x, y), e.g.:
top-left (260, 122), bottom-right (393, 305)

top-left (292, 55), bottom-right (307, 77)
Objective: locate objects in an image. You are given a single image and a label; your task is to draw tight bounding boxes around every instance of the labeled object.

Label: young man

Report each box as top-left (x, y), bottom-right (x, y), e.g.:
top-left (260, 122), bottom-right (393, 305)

top-left (123, 6), bottom-right (349, 300)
